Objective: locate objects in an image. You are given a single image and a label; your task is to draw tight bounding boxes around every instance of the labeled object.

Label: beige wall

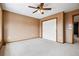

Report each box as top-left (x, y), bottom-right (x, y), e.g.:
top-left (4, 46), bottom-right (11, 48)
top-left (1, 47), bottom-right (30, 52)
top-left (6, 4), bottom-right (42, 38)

top-left (0, 7), bottom-right (2, 42)
top-left (65, 9), bottom-right (79, 43)
top-left (41, 12), bottom-right (64, 43)
top-left (3, 10), bottom-right (40, 42)
top-left (2, 9), bottom-right (79, 43)
top-left (0, 5), bottom-right (2, 49)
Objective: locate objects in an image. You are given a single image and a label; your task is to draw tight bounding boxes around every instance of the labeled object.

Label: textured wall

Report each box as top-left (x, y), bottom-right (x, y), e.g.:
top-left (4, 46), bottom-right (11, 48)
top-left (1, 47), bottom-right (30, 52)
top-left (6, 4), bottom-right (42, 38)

top-left (0, 7), bottom-right (2, 42)
top-left (3, 10), bottom-right (40, 42)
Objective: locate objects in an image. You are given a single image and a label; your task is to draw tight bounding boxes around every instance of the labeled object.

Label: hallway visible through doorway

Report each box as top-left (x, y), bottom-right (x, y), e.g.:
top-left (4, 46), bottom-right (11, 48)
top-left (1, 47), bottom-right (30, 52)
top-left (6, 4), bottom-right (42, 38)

top-left (74, 15), bottom-right (79, 43)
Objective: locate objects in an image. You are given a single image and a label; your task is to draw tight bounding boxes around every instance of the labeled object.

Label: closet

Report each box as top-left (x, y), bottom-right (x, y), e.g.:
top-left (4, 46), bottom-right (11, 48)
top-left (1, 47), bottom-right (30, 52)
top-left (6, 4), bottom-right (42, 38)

top-left (42, 19), bottom-right (57, 41)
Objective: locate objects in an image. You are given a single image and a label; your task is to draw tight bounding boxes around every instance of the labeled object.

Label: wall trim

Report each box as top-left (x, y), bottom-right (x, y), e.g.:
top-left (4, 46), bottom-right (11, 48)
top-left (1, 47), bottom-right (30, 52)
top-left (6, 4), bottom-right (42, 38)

top-left (6, 37), bottom-right (41, 43)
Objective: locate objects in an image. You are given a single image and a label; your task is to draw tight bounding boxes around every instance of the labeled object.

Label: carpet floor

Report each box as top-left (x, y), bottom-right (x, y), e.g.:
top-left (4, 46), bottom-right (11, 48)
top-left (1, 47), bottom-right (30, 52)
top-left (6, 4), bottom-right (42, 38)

top-left (0, 38), bottom-right (79, 56)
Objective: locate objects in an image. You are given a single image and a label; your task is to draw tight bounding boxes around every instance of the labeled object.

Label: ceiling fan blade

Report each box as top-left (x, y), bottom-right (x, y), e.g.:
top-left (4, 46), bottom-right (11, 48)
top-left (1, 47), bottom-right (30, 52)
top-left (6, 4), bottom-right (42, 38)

top-left (43, 8), bottom-right (52, 10)
top-left (28, 6), bottom-right (37, 9)
top-left (33, 10), bottom-right (38, 13)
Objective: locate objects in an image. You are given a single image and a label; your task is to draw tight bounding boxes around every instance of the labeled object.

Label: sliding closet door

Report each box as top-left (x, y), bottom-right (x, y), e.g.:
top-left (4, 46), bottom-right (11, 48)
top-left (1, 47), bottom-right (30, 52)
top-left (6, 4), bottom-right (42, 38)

top-left (42, 19), bottom-right (56, 41)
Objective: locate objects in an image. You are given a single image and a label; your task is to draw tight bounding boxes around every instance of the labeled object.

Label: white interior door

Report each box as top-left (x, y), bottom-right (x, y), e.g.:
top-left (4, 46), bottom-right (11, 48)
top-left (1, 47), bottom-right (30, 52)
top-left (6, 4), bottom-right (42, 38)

top-left (42, 19), bottom-right (56, 41)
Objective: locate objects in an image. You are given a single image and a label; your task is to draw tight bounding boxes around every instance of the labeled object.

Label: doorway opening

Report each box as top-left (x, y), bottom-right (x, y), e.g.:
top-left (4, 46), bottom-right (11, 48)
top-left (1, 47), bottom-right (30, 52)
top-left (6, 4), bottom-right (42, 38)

top-left (73, 15), bottom-right (79, 43)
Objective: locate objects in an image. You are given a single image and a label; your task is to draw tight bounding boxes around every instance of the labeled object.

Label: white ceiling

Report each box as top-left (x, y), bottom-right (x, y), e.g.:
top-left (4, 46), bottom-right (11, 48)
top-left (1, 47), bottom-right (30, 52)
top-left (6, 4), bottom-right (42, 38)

top-left (2, 3), bottom-right (79, 19)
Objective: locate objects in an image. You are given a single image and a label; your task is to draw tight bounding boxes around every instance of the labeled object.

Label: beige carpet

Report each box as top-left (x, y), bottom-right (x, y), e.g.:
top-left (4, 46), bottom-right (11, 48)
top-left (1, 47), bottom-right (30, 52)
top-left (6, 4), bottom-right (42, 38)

top-left (0, 38), bottom-right (79, 56)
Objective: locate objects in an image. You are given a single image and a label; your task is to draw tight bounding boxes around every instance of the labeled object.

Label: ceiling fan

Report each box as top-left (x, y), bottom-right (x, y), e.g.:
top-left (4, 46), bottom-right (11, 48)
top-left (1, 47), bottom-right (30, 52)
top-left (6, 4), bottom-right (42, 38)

top-left (28, 3), bottom-right (52, 14)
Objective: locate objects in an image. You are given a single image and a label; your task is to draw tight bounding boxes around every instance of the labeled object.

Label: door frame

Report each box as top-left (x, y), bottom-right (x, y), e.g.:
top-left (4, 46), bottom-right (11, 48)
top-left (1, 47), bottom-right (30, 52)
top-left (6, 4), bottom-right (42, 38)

top-left (41, 17), bottom-right (58, 42)
top-left (72, 14), bottom-right (79, 44)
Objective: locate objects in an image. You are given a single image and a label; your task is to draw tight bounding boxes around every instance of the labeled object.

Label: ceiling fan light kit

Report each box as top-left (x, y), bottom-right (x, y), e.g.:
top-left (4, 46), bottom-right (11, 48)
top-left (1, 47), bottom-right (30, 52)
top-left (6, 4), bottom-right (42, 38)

top-left (28, 3), bottom-right (52, 14)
